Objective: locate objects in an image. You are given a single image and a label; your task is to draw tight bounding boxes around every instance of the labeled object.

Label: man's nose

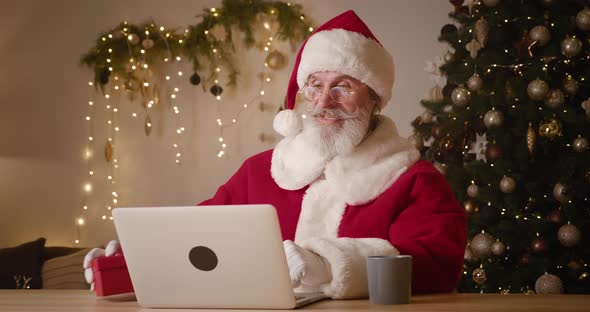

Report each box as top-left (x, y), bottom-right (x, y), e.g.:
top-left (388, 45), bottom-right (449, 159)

top-left (315, 89), bottom-right (336, 109)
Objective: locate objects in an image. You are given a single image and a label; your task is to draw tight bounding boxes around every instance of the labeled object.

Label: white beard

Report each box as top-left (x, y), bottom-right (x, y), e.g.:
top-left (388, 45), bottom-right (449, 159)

top-left (300, 109), bottom-right (371, 159)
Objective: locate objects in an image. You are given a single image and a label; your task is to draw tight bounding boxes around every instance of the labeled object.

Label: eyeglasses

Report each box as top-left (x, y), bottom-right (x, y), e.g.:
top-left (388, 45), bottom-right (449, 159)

top-left (298, 84), bottom-right (359, 104)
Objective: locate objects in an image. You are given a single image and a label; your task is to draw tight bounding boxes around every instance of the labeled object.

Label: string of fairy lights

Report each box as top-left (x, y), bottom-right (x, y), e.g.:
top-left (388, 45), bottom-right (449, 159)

top-left (75, 8), bottom-right (313, 244)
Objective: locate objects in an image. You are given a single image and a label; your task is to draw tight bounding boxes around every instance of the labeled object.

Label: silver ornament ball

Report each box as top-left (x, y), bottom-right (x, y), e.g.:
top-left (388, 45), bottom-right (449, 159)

top-left (484, 109), bottom-right (504, 128)
top-left (558, 223), bottom-right (581, 247)
top-left (576, 7), bottom-right (590, 31)
top-left (482, 0), bottom-right (500, 7)
top-left (561, 37), bottom-right (583, 58)
top-left (553, 183), bottom-right (572, 204)
top-left (527, 79), bottom-right (549, 100)
top-left (573, 137), bottom-right (589, 153)
top-left (544, 89), bottom-right (565, 109)
top-left (141, 38), bottom-right (154, 49)
top-left (421, 110), bottom-right (434, 123)
top-left (444, 51), bottom-right (455, 63)
top-left (471, 232), bottom-right (495, 258)
top-left (535, 273), bottom-right (564, 294)
top-left (491, 241), bottom-right (506, 256)
top-left (467, 184), bottom-right (479, 198)
top-left (563, 78), bottom-right (579, 95)
top-left (127, 33), bottom-right (140, 45)
top-left (500, 175), bottom-right (516, 193)
top-left (451, 86), bottom-right (471, 107)
top-left (529, 25), bottom-right (551, 47)
top-left (467, 74), bottom-right (484, 91)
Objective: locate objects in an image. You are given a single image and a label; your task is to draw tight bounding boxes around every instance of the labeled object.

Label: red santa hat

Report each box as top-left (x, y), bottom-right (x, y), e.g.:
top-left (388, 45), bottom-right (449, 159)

top-left (273, 10), bottom-right (395, 137)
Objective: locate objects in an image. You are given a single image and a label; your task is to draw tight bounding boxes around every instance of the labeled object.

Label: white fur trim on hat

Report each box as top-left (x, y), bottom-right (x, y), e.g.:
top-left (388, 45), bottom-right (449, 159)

top-left (273, 109), bottom-right (302, 137)
top-left (297, 29), bottom-right (395, 106)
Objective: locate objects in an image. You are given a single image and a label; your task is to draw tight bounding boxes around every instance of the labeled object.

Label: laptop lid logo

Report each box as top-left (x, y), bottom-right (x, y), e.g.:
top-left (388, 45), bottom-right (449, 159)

top-left (188, 246), bottom-right (218, 271)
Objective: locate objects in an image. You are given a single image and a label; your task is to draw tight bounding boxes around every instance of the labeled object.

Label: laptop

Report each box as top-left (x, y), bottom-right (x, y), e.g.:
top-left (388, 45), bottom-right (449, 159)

top-left (112, 205), bottom-right (328, 309)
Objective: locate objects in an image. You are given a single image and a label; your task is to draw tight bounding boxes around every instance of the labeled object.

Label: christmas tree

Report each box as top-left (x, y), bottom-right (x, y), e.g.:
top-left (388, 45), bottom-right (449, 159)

top-left (412, 0), bottom-right (590, 294)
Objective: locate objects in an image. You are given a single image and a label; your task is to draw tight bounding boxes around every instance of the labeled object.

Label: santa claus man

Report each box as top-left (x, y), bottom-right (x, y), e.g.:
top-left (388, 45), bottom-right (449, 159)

top-left (85, 10), bottom-right (466, 299)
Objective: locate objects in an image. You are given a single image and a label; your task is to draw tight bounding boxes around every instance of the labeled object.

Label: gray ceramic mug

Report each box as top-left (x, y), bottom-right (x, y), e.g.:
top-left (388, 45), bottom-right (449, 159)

top-left (366, 255), bottom-right (412, 305)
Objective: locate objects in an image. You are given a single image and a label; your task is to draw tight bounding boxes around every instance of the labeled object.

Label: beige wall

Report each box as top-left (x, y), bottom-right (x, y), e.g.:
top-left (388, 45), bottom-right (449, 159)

top-left (0, 0), bottom-right (450, 247)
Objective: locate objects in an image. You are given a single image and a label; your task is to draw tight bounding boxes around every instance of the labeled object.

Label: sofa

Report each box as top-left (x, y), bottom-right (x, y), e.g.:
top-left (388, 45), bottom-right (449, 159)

top-left (0, 238), bottom-right (92, 290)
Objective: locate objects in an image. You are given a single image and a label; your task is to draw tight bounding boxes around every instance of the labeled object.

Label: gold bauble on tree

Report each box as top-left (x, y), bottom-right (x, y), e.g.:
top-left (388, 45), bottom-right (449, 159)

top-left (535, 273), bottom-right (564, 294)
top-left (561, 36), bottom-right (583, 58)
top-left (576, 7), bottom-right (590, 30)
top-left (527, 79), bottom-right (549, 100)
top-left (451, 85), bottom-right (471, 107)
top-left (472, 267), bottom-right (487, 285)
top-left (538, 118), bottom-right (563, 139)
top-left (527, 122), bottom-right (535, 155)
top-left (471, 232), bottom-right (495, 258)
top-left (463, 199), bottom-right (479, 215)
top-left (558, 223), bottom-right (581, 247)
top-left (265, 50), bottom-right (287, 70)
top-left (491, 240), bottom-right (506, 256)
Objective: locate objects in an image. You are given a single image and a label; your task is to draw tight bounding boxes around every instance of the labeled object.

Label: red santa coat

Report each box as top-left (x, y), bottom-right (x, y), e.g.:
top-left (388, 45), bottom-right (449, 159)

top-left (200, 116), bottom-right (467, 299)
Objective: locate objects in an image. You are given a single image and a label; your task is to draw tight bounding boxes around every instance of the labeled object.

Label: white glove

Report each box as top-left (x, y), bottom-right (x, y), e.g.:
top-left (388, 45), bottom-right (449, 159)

top-left (83, 240), bottom-right (121, 291)
top-left (283, 240), bottom-right (332, 289)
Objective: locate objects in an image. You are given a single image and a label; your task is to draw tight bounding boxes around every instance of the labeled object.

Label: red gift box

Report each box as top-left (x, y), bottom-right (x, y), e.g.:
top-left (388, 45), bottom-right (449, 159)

top-left (91, 254), bottom-right (134, 296)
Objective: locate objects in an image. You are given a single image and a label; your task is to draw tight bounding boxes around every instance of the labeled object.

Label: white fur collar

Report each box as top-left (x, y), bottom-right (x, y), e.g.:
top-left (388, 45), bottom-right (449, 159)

top-left (271, 116), bottom-right (420, 203)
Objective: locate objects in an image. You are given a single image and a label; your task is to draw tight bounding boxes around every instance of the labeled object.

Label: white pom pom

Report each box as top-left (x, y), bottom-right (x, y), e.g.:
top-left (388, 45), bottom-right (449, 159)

top-left (273, 109), bottom-right (302, 137)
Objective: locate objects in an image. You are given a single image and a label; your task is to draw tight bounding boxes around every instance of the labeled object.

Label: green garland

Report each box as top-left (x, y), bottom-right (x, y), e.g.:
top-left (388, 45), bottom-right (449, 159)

top-left (80, 0), bottom-right (312, 93)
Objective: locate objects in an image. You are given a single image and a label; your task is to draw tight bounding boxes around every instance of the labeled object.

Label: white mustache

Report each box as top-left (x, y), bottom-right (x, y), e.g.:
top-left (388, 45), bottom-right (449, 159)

top-left (305, 106), bottom-right (360, 120)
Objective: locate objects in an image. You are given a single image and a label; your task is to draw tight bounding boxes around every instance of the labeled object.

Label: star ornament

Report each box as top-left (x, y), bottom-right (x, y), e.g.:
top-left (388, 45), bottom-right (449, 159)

top-left (424, 55), bottom-right (445, 85)
top-left (466, 39), bottom-right (482, 59)
top-left (468, 133), bottom-right (488, 162)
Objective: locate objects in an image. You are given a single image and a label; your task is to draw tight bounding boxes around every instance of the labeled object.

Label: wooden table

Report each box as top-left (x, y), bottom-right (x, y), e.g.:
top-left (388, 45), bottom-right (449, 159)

top-left (1, 290), bottom-right (588, 311)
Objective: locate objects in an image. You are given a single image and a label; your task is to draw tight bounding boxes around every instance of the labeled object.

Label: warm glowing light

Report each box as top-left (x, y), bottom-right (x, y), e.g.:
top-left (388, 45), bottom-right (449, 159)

top-left (83, 183), bottom-right (92, 193)
top-left (77, 218), bottom-right (85, 226)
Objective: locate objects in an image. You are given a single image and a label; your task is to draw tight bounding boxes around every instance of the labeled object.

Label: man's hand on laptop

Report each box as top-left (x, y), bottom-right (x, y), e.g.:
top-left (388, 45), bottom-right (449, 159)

top-left (283, 240), bottom-right (332, 288)
top-left (82, 240), bottom-right (121, 291)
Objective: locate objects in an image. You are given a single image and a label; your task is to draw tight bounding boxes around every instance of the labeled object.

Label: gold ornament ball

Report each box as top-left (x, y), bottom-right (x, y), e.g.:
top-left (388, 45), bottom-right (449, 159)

top-left (464, 199), bottom-right (479, 215)
top-left (467, 74), bottom-right (484, 91)
top-left (527, 79), bottom-right (549, 100)
top-left (576, 7), bottom-right (590, 31)
top-left (141, 38), bottom-right (154, 49)
top-left (467, 183), bottom-right (479, 198)
top-left (444, 51), bottom-right (455, 63)
top-left (573, 137), bottom-right (589, 153)
top-left (421, 110), bottom-right (434, 123)
top-left (265, 50), bottom-right (287, 70)
top-left (127, 33), bottom-right (140, 45)
top-left (472, 267), bottom-right (487, 285)
top-left (538, 118), bottom-right (563, 139)
top-left (471, 232), bottom-right (495, 258)
top-left (553, 182), bottom-right (572, 204)
top-left (529, 25), bottom-right (551, 47)
top-left (535, 273), bottom-right (564, 294)
top-left (491, 241), bottom-right (506, 256)
top-left (451, 86), bottom-right (471, 107)
top-left (483, 109), bottom-right (504, 128)
top-left (544, 89), bottom-right (565, 109)
top-left (561, 36), bottom-right (583, 58)
top-left (563, 77), bottom-right (579, 95)
top-left (558, 223), bottom-right (581, 247)
top-left (499, 175), bottom-right (516, 193)
top-left (464, 248), bottom-right (478, 262)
